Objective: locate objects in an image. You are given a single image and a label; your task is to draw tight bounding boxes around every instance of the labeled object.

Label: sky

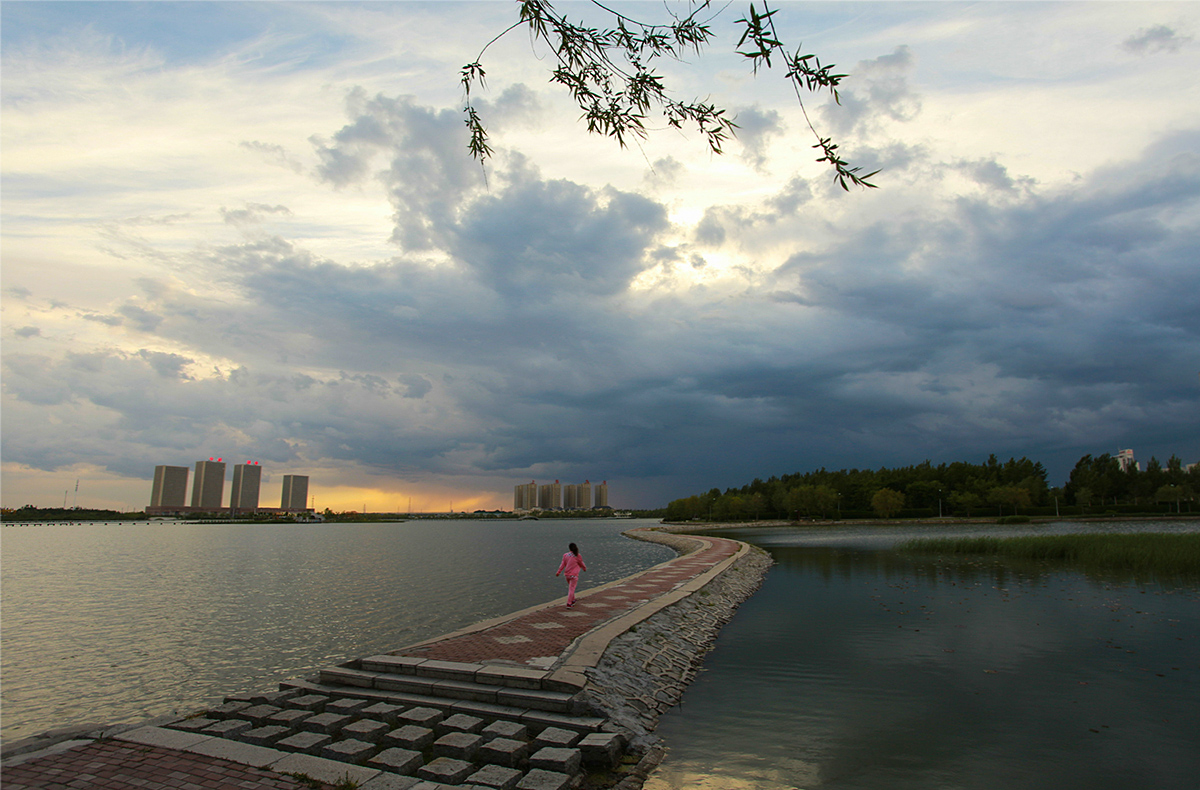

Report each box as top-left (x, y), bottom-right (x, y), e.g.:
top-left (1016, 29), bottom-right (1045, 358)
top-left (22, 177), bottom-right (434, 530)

top-left (2, 1), bottom-right (1198, 512)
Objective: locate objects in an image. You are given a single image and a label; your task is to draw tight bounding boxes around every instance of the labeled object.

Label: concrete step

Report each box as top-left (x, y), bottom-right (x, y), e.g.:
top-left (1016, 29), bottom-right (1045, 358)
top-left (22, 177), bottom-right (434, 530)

top-left (354, 655), bottom-right (579, 693)
top-left (279, 678), bottom-right (605, 735)
top-left (317, 666), bottom-right (581, 714)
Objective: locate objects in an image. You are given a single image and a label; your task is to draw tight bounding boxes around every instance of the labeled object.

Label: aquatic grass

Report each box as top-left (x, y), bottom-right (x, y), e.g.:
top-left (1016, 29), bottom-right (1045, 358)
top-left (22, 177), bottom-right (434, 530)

top-left (897, 532), bottom-right (1200, 576)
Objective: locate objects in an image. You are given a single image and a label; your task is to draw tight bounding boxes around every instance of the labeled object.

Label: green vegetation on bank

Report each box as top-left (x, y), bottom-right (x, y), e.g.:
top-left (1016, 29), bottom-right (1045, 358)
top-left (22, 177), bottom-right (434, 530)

top-left (897, 533), bottom-right (1200, 576)
top-left (1, 506), bottom-right (145, 523)
top-left (666, 452), bottom-right (1199, 523)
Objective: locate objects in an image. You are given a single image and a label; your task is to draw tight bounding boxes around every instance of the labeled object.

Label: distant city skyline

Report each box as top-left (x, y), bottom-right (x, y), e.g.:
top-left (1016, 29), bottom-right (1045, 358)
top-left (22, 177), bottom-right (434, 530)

top-left (2, 3), bottom-right (1197, 512)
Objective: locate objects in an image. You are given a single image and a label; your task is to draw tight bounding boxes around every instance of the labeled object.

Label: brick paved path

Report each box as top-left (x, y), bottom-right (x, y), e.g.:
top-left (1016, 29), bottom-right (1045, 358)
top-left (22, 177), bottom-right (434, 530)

top-left (399, 536), bottom-right (741, 665)
top-left (2, 530), bottom-right (740, 789)
top-left (0, 739), bottom-right (333, 789)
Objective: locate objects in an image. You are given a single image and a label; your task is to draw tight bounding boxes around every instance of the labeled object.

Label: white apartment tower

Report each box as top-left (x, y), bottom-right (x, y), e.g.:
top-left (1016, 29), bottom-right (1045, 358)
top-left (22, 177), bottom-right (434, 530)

top-left (281, 474), bottom-right (309, 510)
top-left (230, 462), bottom-right (262, 512)
top-left (594, 480), bottom-right (609, 508)
top-left (191, 459), bottom-right (226, 508)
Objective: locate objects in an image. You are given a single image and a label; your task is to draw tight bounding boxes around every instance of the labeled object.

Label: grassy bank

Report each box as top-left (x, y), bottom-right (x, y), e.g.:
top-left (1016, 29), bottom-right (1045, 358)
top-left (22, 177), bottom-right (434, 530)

top-left (898, 532), bottom-right (1200, 575)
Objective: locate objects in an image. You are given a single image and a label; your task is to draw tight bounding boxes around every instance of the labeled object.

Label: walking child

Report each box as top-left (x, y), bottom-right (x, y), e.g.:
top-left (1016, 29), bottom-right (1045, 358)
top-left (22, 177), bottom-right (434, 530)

top-left (555, 542), bottom-right (587, 608)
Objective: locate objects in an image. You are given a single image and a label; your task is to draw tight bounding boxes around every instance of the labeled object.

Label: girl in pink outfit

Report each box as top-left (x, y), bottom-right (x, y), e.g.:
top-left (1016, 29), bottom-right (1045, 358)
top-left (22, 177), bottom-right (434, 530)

top-left (556, 542), bottom-right (587, 608)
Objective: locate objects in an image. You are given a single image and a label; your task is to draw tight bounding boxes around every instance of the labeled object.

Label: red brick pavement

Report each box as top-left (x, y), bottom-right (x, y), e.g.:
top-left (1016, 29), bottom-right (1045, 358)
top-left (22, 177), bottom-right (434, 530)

top-left (398, 535), bottom-right (741, 664)
top-left (0, 739), bottom-right (333, 790)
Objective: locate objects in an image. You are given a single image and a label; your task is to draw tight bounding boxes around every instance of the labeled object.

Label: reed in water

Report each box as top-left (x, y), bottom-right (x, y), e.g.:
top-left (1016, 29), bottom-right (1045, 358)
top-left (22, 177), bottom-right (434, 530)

top-left (898, 532), bottom-right (1200, 575)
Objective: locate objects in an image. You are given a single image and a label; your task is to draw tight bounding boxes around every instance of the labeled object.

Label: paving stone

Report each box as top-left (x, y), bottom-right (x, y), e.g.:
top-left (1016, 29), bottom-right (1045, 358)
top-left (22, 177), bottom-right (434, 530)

top-left (418, 756), bottom-right (475, 784)
top-left (240, 704), bottom-right (283, 725)
top-left (532, 727), bottom-right (579, 749)
top-left (267, 708), bottom-right (314, 728)
top-left (529, 747), bottom-right (581, 775)
top-left (438, 713), bottom-right (485, 735)
top-left (287, 693), bottom-right (331, 712)
top-left (326, 698), bottom-right (371, 717)
top-left (467, 764), bottom-right (523, 790)
top-left (363, 702), bottom-right (408, 725)
top-left (276, 731), bottom-right (333, 755)
top-left (321, 737), bottom-right (379, 765)
top-left (240, 724), bottom-right (291, 746)
top-left (202, 719), bottom-right (252, 739)
top-left (432, 731), bottom-right (483, 761)
top-left (270, 753), bottom-right (380, 784)
top-left (207, 700), bottom-right (251, 719)
top-left (368, 746), bottom-right (424, 774)
top-left (481, 721), bottom-right (529, 742)
top-left (257, 688), bottom-right (301, 705)
top-left (515, 769), bottom-right (574, 790)
top-left (170, 716), bottom-right (218, 732)
top-left (360, 775), bottom-right (424, 790)
top-left (385, 725), bottom-right (437, 751)
top-left (577, 732), bottom-right (626, 768)
top-left (302, 712), bottom-right (354, 734)
top-left (399, 706), bottom-right (445, 728)
top-left (478, 737), bottom-right (530, 768)
top-left (343, 718), bottom-right (391, 743)
top-left (224, 691), bottom-right (258, 704)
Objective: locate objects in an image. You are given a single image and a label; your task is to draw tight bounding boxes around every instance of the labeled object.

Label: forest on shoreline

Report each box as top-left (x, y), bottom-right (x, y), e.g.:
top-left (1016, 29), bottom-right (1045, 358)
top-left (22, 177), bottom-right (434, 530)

top-left (666, 453), bottom-right (1200, 522)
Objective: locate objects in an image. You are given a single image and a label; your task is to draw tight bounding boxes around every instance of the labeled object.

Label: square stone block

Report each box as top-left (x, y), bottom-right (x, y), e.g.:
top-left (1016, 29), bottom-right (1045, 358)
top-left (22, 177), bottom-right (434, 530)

top-left (287, 694), bottom-right (331, 712)
top-left (363, 702), bottom-right (407, 725)
top-left (326, 698), bottom-right (370, 717)
top-left (433, 731), bottom-right (483, 761)
top-left (399, 706), bottom-right (445, 728)
top-left (438, 713), bottom-right (485, 735)
top-left (515, 769), bottom-right (574, 790)
top-left (208, 701), bottom-right (251, 720)
top-left (258, 689), bottom-right (300, 705)
top-left (481, 721), bottom-right (529, 742)
top-left (368, 746), bottom-right (424, 774)
top-left (529, 747), bottom-right (581, 775)
top-left (467, 764), bottom-right (523, 790)
top-left (577, 732), bottom-right (626, 768)
top-left (240, 704), bottom-right (283, 726)
top-left (241, 725), bottom-right (290, 747)
top-left (203, 719), bottom-right (252, 739)
top-left (301, 712), bottom-right (353, 734)
top-left (171, 717), bottom-right (218, 732)
top-left (276, 731), bottom-right (332, 755)
top-left (322, 738), bottom-right (379, 765)
top-left (532, 728), bottom-right (579, 750)
top-left (384, 725), bottom-right (436, 751)
top-left (418, 756), bottom-right (475, 784)
top-left (267, 708), bottom-right (313, 728)
top-left (478, 738), bottom-right (530, 769)
top-left (343, 719), bottom-right (391, 743)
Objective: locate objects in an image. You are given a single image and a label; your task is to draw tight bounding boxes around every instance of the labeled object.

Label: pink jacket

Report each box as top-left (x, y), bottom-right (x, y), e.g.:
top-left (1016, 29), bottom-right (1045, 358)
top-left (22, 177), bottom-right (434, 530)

top-left (557, 551), bottom-right (587, 578)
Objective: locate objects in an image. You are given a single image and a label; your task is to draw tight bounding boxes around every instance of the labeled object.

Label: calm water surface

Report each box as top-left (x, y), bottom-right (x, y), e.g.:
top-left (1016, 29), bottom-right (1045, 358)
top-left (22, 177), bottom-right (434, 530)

top-left (647, 520), bottom-right (1200, 790)
top-left (0, 518), bottom-right (673, 741)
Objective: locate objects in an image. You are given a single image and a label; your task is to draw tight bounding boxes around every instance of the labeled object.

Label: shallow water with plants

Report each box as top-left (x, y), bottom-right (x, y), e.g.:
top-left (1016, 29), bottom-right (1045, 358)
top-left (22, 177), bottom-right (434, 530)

top-left (647, 520), bottom-right (1200, 790)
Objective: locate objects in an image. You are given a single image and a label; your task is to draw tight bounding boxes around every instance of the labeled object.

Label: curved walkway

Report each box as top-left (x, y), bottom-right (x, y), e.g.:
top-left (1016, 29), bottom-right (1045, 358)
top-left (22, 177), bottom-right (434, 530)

top-left (1, 530), bottom-right (743, 789)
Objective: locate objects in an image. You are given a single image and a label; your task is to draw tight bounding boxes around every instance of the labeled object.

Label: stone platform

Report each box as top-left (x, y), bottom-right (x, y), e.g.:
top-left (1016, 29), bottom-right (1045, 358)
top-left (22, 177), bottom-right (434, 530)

top-left (1, 529), bottom-right (762, 790)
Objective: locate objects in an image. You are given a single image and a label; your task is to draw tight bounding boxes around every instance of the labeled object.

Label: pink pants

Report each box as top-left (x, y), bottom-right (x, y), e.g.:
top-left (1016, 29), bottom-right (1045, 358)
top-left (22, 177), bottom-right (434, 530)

top-left (566, 574), bottom-right (579, 605)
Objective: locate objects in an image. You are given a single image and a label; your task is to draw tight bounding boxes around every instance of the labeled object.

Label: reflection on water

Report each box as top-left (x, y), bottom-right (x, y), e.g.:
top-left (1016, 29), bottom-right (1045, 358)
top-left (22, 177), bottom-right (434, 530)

top-left (0, 519), bottom-right (674, 742)
top-left (648, 522), bottom-right (1200, 790)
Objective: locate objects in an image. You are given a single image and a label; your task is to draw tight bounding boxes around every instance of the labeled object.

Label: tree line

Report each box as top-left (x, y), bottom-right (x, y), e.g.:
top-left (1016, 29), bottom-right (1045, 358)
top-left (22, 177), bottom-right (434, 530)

top-left (666, 453), bottom-right (1199, 522)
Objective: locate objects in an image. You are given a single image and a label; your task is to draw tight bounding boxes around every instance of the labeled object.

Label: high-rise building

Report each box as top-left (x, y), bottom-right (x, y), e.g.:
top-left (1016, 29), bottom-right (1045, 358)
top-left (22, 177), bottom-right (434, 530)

top-left (150, 465), bottom-right (189, 507)
top-left (594, 480), bottom-right (609, 508)
top-left (281, 475), bottom-right (309, 510)
top-left (514, 480), bottom-right (537, 511)
top-left (231, 462), bottom-right (262, 511)
top-left (563, 484), bottom-right (578, 510)
top-left (578, 480), bottom-right (592, 510)
top-left (191, 459), bottom-right (226, 508)
top-left (1116, 449), bottom-right (1140, 472)
top-left (539, 480), bottom-right (562, 510)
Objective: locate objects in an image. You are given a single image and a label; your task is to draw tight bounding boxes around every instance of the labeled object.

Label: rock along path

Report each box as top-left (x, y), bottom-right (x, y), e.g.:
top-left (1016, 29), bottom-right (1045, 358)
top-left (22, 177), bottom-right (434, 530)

top-left (1, 530), bottom-right (747, 790)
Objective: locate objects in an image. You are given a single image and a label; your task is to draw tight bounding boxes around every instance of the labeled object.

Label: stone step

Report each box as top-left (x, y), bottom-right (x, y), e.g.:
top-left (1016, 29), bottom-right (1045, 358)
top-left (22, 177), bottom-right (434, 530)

top-left (317, 666), bottom-right (581, 714)
top-left (280, 679), bottom-right (605, 735)
top-left (354, 655), bottom-right (579, 693)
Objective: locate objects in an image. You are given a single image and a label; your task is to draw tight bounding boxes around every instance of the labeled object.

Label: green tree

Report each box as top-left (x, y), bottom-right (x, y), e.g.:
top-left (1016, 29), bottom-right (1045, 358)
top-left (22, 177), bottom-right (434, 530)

top-left (1156, 485), bottom-right (1183, 513)
top-left (871, 488), bottom-right (905, 519)
top-left (464, 0), bottom-right (878, 189)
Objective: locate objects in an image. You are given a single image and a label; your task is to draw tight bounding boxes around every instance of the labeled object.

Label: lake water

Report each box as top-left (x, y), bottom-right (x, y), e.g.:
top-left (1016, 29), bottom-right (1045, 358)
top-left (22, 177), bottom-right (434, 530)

top-left (646, 520), bottom-right (1200, 790)
top-left (0, 518), bottom-right (674, 742)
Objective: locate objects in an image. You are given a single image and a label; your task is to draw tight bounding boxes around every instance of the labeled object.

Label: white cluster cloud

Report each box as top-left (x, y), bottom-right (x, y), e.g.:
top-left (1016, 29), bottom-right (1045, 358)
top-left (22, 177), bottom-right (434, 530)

top-left (2, 2), bottom-right (1198, 510)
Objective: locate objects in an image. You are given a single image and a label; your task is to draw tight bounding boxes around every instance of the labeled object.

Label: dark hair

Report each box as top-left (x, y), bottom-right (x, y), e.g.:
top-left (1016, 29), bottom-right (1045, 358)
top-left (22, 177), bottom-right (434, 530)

top-left (569, 543), bottom-right (579, 556)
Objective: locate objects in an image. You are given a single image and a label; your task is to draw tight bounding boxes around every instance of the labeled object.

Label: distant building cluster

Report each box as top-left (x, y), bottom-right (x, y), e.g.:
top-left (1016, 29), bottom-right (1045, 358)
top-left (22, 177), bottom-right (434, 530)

top-left (148, 458), bottom-right (310, 516)
top-left (514, 479), bottom-right (609, 512)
